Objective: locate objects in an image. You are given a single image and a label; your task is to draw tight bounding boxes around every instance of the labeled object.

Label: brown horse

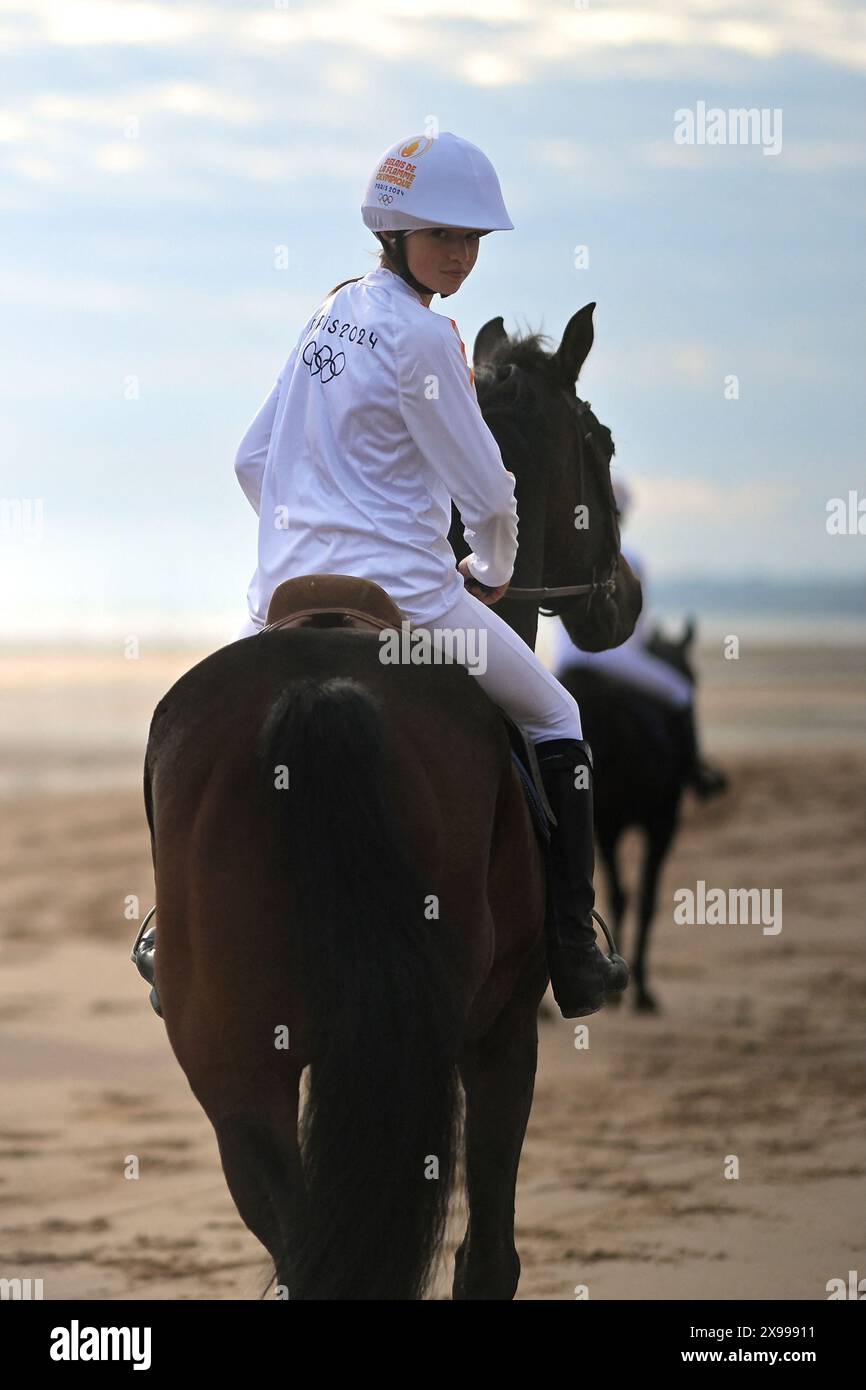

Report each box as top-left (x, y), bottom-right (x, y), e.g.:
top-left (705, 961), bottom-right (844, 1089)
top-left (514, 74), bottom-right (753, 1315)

top-left (143, 302), bottom-right (641, 1299)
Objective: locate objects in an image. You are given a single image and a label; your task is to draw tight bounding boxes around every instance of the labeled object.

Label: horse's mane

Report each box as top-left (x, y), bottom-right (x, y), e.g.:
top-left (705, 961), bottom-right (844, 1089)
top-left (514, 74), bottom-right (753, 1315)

top-left (477, 328), bottom-right (557, 376)
top-left (473, 330), bottom-right (558, 457)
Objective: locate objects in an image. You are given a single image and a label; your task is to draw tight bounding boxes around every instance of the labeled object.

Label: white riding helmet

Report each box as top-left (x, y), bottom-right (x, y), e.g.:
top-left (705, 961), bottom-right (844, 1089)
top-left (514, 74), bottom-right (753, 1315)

top-left (361, 131), bottom-right (514, 234)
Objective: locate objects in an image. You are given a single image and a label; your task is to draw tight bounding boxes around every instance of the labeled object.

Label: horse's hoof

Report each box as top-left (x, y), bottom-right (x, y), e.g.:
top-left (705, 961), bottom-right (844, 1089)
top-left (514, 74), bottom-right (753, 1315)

top-left (634, 991), bottom-right (660, 1014)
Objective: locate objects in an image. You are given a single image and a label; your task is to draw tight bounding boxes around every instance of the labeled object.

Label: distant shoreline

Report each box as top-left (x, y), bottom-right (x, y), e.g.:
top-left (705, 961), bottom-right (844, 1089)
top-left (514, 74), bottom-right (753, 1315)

top-left (0, 614), bottom-right (864, 654)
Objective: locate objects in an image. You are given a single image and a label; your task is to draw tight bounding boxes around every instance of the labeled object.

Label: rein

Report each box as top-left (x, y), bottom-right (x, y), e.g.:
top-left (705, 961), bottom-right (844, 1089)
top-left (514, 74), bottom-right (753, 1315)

top-left (489, 390), bottom-right (619, 614)
top-left (506, 575), bottom-right (615, 603)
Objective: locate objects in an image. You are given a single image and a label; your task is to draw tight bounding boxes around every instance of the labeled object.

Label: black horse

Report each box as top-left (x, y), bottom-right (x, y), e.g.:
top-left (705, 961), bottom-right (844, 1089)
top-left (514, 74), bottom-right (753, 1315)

top-left (449, 309), bottom-right (638, 654)
top-left (558, 620), bottom-right (726, 1012)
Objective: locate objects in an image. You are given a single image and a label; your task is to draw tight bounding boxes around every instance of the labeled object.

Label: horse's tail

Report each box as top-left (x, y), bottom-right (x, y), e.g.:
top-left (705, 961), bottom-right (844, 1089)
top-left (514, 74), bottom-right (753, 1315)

top-left (258, 673), bottom-right (463, 1300)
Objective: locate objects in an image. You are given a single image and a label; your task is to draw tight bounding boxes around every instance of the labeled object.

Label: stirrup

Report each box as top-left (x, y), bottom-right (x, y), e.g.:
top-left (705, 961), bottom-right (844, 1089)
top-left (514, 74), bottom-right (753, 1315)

top-left (547, 908), bottom-right (630, 1019)
top-left (130, 907), bottom-right (163, 1017)
top-left (590, 907), bottom-right (626, 971)
top-left (130, 905), bottom-right (157, 982)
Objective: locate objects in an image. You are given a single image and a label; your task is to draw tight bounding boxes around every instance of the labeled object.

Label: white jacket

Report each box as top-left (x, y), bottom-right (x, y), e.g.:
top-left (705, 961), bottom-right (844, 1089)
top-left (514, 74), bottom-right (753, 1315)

top-left (235, 265), bottom-right (519, 628)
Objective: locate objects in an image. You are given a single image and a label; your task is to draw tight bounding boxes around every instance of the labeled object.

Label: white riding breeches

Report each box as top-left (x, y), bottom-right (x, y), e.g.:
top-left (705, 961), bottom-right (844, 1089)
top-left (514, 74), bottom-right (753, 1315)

top-left (235, 586), bottom-right (583, 744)
top-left (411, 589), bottom-right (583, 742)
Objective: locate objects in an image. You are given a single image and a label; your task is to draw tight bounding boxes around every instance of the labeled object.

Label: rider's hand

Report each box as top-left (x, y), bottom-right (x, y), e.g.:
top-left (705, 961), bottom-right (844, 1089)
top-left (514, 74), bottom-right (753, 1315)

top-left (459, 556), bottom-right (510, 606)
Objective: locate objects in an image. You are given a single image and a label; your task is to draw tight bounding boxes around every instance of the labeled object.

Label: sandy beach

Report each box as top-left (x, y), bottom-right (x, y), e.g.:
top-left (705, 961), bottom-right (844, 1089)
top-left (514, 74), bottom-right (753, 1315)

top-left (1, 638), bottom-right (864, 1299)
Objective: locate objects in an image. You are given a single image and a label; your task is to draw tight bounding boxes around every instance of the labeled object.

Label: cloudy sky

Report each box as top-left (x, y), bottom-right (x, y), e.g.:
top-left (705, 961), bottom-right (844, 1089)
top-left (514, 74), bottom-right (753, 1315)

top-left (1, 0), bottom-right (863, 640)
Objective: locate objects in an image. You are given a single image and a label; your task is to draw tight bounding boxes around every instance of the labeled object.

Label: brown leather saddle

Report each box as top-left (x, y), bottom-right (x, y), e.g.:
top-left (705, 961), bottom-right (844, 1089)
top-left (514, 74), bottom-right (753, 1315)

top-left (262, 574), bottom-right (406, 635)
top-left (259, 574), bottom-right (555, 836)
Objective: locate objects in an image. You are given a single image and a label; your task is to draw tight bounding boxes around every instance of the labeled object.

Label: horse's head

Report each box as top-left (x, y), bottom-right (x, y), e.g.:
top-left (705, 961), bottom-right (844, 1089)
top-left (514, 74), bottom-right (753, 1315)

top-left (645, 618), bottom-right (698, 686)
top-left (469, 304), bottom-right (642, 652)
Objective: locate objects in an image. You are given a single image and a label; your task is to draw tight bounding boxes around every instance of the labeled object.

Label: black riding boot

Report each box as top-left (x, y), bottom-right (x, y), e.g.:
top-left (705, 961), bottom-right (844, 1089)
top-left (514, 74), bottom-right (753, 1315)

top-left (534, 738), bottom-right (629, 1018)
top-left (672, 703), bottom-right (729, 801)
top-left (131, 908), bottom-right (163, 1018)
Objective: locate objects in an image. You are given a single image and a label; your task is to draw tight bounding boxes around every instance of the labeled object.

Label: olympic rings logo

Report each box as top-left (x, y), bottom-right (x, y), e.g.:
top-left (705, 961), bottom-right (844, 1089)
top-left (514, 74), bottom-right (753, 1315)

top-left (378, 192), bottom-right (394, 205)
top-left (302, 339), bottom-right (345, 383)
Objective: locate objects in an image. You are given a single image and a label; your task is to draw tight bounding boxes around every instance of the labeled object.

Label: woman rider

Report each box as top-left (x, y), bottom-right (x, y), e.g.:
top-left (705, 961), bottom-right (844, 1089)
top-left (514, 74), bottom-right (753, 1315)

top-left (133, 132), bottom-right (627, 1020)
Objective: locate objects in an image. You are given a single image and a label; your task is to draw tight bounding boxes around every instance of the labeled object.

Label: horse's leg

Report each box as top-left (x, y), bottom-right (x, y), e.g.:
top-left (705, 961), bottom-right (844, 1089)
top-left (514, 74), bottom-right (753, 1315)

top-left (597, 822), bottom-right (627, 950)
top-left (453, 972), bottom-right (544, 1301)
top-left (633, 815), bottom-right (676, 1012)
top-left (597, 822), bottom-right (627, 1006)
top-left (210, 1079), bottom-right (308, 1297)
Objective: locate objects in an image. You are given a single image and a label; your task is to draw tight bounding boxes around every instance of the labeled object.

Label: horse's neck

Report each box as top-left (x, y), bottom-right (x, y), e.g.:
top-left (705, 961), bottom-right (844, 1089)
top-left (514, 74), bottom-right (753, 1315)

top-left (497, 598), bottom-right (539, 650)
top-left (498, 455), bottom-right (548, 650)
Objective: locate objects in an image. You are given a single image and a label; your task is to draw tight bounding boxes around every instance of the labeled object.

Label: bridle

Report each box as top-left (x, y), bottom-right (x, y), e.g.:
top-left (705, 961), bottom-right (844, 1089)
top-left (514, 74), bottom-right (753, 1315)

top-left (502, 390), bottom-right (620, 615)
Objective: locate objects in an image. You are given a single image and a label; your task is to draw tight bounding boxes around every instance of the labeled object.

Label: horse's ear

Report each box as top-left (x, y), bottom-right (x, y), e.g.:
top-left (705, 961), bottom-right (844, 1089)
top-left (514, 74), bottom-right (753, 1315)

top-left (682, 616), bottom-right (697, 648)
top-left (552, 303), bottom-right (596, 389)
top-left (474, 316), bottom-right (510, 366)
